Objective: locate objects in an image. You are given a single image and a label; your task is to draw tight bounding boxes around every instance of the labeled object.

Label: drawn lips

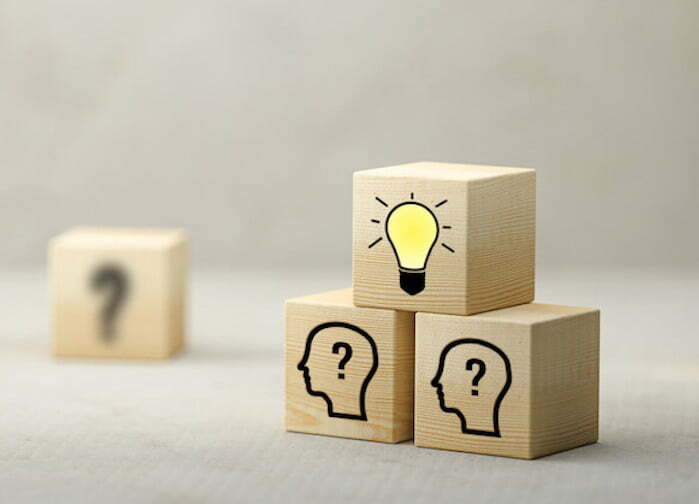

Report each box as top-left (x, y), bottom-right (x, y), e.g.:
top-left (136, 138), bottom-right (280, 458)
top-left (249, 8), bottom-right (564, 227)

top-left (434, 386), bottom-right (445, 401)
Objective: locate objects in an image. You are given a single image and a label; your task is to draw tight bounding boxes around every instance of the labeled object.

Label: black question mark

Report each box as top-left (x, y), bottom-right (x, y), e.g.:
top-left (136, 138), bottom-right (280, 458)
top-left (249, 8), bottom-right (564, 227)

top-left (332, 342), bottom-right (353, 379)
top-left (90, 264), bottom-right (129, 343)
top-left (466, 358), bottom-right (486, 396)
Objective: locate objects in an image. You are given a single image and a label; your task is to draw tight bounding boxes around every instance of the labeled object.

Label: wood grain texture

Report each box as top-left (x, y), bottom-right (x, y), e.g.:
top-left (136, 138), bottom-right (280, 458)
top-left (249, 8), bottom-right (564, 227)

top-left (49, 227), bottom-right (188, 359)
top-left (352, 161), bottom-right (535, 315)
top-left (285, 288), bottom-right (414, 443)
top-left (415, 303), bottom-right (599, 459)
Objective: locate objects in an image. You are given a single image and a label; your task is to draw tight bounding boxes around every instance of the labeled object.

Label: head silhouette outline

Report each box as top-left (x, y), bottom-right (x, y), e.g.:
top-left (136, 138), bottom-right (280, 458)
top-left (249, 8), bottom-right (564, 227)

top-left (297, 322), bottom-right (378, 420)
top-left (431, 339), bottom-right (512, 437)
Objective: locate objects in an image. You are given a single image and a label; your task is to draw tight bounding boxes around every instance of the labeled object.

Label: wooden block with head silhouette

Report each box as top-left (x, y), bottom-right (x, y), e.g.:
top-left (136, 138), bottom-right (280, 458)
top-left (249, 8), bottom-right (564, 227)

top-left (415, 303), bottom-right (600, 459)
top-left (285, 288), bottom-right (414, 443)
top-left (49, 227), bottom-right (188, 359)
top-left (353, 161), bottom-right (535, 315)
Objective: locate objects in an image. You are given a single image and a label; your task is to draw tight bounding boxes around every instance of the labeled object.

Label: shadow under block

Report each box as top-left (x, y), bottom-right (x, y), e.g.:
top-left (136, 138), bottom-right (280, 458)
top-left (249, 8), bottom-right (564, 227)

top-left (285, 288), bottom-right (415, 443)
top-left (49, 227), bottom-right (188, 359)
top-left (353, 162), bottom-right (535, 315)
top-left (415, 303), bottom-right (599, 459)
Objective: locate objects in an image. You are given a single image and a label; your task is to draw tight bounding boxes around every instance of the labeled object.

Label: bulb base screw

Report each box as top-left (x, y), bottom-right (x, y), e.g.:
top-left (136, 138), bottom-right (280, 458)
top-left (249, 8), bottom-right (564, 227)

top-left (399, 270), bottom-right (425, 295)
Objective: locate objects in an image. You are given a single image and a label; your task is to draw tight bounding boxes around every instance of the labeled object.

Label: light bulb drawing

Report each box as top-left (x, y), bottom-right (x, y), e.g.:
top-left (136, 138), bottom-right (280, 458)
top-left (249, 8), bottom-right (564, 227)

top-left (369, 193), bottom-right (455, 295)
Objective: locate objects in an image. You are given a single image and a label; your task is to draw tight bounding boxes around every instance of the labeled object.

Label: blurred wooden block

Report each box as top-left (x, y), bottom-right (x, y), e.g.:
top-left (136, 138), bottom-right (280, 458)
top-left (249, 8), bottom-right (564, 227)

top-left (285, 288), bottom-right (414, 443)
top-left (353, 161), bottom-right (535, 315)
top-left (49, 227), bottom-right (188, 359)
top-left (415, 303), bottom-right (599, 459)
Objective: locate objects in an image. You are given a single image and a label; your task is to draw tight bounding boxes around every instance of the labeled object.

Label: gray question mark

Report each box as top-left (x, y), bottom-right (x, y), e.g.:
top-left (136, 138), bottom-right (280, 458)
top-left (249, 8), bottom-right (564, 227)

top-left (466, 358), bottom-right (486, 396)
top-left (90, 264), bottom-right (129, 343)
top-left (332, 342), bottom-right (353, 379)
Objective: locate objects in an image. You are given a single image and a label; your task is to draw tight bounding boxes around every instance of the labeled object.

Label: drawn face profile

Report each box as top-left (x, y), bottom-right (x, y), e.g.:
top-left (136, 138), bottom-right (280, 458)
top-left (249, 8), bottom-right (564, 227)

top-left (431, 339), bottom-right (512, 437)
top-left (297, 322), bottom-right (378, 421)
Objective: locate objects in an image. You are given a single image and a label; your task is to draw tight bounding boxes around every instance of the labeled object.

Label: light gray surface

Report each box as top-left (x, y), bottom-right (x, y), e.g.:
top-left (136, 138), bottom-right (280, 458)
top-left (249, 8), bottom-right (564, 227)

top-left (1, 267), bottom-right (697, 503)
top-left (1, 0), bottom-right (698, 270)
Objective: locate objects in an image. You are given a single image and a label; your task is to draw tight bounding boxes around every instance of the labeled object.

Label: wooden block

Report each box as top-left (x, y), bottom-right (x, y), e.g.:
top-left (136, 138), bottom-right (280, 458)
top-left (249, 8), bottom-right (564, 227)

top-left (49, 227), bottom-right (188, 359)
top-left (353, 161), bottom-right (535, 315)
top-left (415, 303), bottom-right (599, 459)
top-left (285, 288), bottom-right (414, 443)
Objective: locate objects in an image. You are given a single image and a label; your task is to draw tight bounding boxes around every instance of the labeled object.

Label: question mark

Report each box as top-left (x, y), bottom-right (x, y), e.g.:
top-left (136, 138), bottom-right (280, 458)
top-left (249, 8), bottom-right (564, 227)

top-left (90, 264), bottom-right (129, 343)
top-left (466, 358), bottom-right (486, 396)
top-left (332, 342), bottom-right (353, 379)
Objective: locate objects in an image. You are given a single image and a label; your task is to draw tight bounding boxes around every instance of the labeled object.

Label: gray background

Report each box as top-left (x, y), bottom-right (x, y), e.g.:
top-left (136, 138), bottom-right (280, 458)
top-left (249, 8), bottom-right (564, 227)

top-left (1, 1), bottom-right (698, 503)
top-left (2, 0), bottom-right (697, 269)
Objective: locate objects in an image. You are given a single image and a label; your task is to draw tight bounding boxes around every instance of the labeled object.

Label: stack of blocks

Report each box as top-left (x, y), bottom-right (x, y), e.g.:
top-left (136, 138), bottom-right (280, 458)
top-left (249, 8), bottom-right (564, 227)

top-left (285, 162), bottom-right (600, 459)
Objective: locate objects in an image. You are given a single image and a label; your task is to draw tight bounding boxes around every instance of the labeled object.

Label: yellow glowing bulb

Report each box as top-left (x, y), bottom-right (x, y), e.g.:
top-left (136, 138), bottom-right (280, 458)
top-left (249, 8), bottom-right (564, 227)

top-left (385, 202), bottom-right (439, 295)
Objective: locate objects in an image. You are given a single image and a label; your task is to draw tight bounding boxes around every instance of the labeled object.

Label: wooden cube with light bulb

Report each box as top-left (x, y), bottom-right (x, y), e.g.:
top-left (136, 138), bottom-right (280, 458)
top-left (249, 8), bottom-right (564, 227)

top-left (414, 303), bottom-right (600, 459)
top-left (49, 227), bottom-right (188, 359)
top-left (352, 162), bottom-right (536, 315)
top-left (285, 288), bottom-right (415, 443)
